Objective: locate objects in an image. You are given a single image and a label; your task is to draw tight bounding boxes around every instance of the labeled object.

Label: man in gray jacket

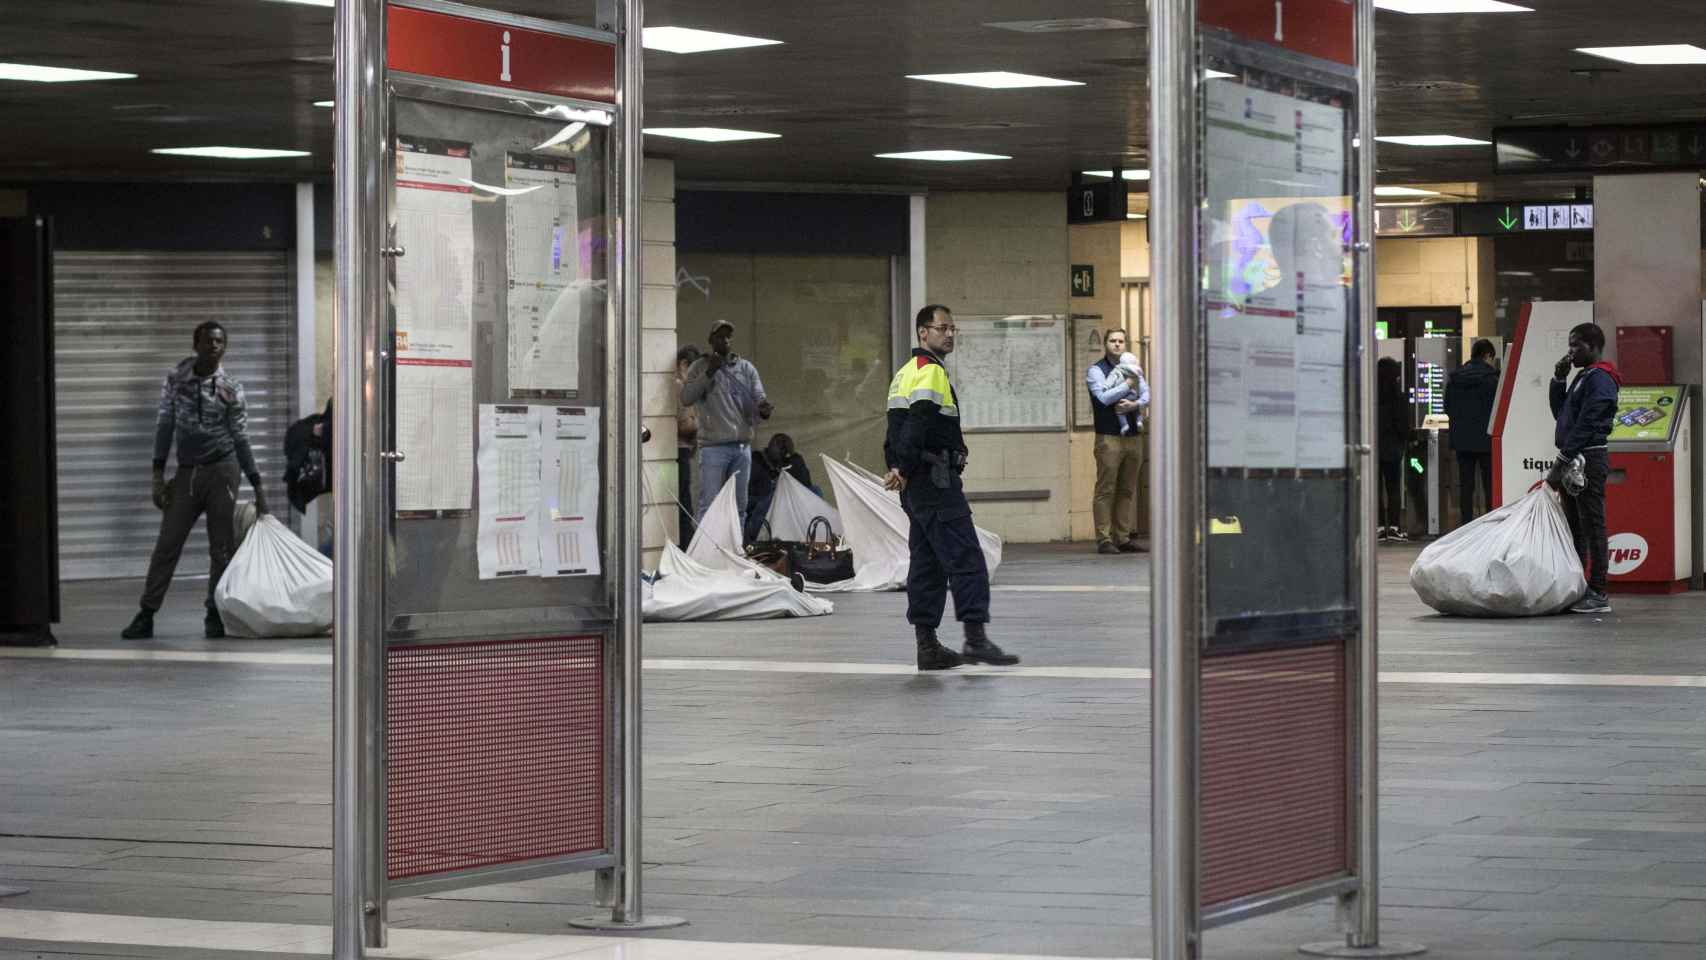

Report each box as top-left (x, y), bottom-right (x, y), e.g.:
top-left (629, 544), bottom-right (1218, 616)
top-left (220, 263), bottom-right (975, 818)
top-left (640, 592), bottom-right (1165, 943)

top-left (680, 319), bottom-right (773, 526)
top-left (121, 321), bottom-right (269, 640)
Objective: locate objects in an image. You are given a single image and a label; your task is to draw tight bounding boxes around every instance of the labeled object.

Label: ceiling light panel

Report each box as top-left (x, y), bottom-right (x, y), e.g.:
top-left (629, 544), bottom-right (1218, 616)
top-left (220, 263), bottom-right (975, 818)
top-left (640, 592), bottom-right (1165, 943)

top-left (907, 72), bottom-right (1084, 89)
top-left (1577, 44), bottom-right (1706, 65)
top-left (642, 27), bottom-right (782, 54)
top-left (0, 63), bottom-right (136, 83)
top-left (313, 100), bottom-right (334, 108)
top-left (1374, 186), bottom-right (1442, 196)
top-left (644, 127), bottom-right (779, 142)
top-left (985, 18), bottom-right (1138, 32)
top-left (1084, 169), bottom-right (1152, 180)
top-left (876, 150), bottom-right (1011, 162)
top-left (152, 147), bottom-right (311, 159)
top-left (1374, 0), bottom-right (1531, 12)
top-left (1376, 135), bottom-right (1491, 146)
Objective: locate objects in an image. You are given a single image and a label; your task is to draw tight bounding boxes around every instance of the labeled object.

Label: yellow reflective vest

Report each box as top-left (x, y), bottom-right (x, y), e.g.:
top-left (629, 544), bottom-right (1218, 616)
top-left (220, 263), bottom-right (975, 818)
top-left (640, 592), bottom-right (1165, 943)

top-left (884, 349), bottom-right (966, 479)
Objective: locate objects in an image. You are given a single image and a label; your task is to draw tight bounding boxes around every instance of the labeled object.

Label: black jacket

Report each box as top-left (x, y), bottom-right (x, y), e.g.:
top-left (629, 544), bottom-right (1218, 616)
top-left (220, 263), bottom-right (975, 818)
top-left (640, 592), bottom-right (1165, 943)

top-left (1444, 360), bottom-right (1499, 453)
top-left (1550, 362), bottom-right (1622, 458)
top-left (1377, 377), bottom-right (1409, 464)
top-left (747, 450), bottom-right (813, 509)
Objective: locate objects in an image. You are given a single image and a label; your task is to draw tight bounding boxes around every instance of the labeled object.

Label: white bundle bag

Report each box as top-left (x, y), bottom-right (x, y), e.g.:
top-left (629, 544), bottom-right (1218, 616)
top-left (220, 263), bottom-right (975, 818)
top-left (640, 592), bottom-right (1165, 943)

top-left (1409, 486), bottom-right (1587, 617)
top-left (214, 515), bottom-right (334, 637)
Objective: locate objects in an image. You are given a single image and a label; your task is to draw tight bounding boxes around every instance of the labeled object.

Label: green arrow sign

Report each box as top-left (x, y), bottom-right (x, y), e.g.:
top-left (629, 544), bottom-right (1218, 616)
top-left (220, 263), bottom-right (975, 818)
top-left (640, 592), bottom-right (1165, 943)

top-left (1397, 210), bottom-right (1418, 232)
top-left (1498, 206), bottom-right (1519, 231)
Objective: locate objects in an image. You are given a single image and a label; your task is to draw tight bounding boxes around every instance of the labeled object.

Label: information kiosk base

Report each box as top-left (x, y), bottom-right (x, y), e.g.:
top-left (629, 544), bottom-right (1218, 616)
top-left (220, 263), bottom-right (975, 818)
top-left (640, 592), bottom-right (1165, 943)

top-left (1605, 387), bottom-right (1692, 594)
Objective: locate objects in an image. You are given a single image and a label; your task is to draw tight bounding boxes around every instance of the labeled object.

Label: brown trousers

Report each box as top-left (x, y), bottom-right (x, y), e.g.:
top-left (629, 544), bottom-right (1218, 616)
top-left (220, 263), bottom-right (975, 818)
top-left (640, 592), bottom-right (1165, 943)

top-left (1093, 433), bottom-right (1144, 545)
top-left (140, 460), bottom-right (240, 612)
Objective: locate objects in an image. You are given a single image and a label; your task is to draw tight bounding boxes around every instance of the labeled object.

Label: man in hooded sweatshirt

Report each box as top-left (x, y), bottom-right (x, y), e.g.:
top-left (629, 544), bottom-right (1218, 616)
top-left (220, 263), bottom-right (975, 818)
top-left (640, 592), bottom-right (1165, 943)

top-left (1547, 322), bottom-right (1621, 614)
top-left (1445, 339), bottom-right (1500, 525)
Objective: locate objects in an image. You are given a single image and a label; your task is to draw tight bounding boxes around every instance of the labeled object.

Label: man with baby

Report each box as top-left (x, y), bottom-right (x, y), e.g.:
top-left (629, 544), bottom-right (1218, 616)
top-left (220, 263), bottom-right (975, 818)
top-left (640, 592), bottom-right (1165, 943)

top-left (1085, 328), bottom-right (1150, 555)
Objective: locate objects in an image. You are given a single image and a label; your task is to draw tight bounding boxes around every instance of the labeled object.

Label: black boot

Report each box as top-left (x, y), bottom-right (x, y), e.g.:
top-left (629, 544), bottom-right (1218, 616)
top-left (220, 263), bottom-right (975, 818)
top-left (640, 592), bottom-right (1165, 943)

top-left (915, 626), bottom-right (963, 671)
top-left (204, 602), bottom-right (226, 640)
top-left (120, 609), bottom-right (154, 640)
top-left (962, 622), bottom-right (1019, 666)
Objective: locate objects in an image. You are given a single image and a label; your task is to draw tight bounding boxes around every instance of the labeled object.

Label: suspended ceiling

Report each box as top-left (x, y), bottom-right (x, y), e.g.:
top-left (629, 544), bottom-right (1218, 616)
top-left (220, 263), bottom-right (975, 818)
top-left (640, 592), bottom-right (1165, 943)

top-left (4, 0), bottom-right (1706, 193)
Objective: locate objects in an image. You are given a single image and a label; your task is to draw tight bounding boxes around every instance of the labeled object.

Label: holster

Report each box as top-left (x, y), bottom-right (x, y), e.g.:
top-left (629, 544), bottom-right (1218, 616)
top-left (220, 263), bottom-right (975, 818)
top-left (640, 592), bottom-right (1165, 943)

top-left (921, 450), bottom-right (967, 489)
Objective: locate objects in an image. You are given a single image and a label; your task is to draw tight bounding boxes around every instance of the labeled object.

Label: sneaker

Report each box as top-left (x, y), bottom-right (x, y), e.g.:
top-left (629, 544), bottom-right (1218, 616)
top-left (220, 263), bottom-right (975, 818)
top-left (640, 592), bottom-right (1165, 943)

top-left (204, 605), bottom-right (226, 639)
top-left (1569, 591), bottom-right (1612, 615)
top-left (1097, 541), bottom-right (1120, 555)
top-left (1390, 529), bottom-right (1411, 543)
top-left (1377, 526), bottom-right (1393, 543)
top-left (120, 609), bottom-right (154, 640)
top-left (1119, 539), bottom-right (1148, 554)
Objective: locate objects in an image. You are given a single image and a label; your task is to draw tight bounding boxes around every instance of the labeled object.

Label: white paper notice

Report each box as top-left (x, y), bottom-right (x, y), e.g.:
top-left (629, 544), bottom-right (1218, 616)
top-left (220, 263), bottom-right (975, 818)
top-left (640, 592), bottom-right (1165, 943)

top-left (477, 404), bottom-right (542, 579)
top-left (505, 153), bottom-right (582, 395)
top-left (395, 137), bottom-right (476, 511)
top-left (1203, 81), bottom-right (1350, 470)
top-left (540, 405), bottom-right (601, 577)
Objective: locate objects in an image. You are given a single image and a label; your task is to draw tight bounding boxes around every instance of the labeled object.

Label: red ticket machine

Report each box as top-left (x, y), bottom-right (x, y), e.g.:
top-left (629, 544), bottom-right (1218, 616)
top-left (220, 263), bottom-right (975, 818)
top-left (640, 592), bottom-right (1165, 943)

top-left (1605, 386), bottom-right (1691, 593)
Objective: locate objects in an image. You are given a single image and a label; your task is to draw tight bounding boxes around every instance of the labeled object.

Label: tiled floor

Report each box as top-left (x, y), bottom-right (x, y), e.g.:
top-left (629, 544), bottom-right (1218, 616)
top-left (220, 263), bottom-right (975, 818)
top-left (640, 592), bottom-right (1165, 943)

top-left (4, 543), bottom-right (1706, 959)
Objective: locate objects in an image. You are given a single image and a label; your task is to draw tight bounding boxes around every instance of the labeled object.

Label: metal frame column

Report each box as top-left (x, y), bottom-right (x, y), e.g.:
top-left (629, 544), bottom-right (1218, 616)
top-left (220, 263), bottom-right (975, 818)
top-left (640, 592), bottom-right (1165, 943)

top-left (1148, 0), bottom-right (1202, 955)
top-left (571, 0), bottom-right (684, 931)
top-left (333, 0), bottom-right (388, 955)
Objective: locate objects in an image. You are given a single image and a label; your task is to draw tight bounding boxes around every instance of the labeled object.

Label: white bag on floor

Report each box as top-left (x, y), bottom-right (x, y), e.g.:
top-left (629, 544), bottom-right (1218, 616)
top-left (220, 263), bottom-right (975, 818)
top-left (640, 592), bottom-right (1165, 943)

top-left (1409, 486), bottom-right (1587, 617)
top-left (214, 515), bottom-right (334, 637)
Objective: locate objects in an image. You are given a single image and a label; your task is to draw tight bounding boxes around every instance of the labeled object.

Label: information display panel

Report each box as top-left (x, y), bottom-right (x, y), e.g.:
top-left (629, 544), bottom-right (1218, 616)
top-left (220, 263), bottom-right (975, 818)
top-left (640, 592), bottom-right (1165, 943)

top-left (945, 314), bottom-right (1068, 432)
top-left (387, 94), bottom-right (611, 638)
top-left (1610, 385), bottom-right (1683, 444)
top-left (1200, 44), bottom-right (1360, 653)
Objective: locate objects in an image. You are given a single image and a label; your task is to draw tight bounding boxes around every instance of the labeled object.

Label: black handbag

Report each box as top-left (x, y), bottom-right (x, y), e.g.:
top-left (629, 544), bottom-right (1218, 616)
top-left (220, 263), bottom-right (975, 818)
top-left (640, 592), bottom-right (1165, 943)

top-left (745, 521), bottom-right (799, 581)
top-left (796, 516), bottom-right (855, 584)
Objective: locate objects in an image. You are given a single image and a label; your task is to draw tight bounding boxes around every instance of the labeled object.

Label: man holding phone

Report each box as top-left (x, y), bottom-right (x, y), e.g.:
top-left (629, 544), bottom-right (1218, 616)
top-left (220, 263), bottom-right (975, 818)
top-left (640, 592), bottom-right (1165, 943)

top-left (1546, 323), bottom-right (1621, 614)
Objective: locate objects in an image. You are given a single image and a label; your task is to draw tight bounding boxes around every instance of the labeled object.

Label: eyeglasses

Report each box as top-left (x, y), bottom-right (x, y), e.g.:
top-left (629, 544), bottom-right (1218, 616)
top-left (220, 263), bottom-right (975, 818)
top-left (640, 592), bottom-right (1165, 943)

top-left (925, 325), bottom-right (958, 334)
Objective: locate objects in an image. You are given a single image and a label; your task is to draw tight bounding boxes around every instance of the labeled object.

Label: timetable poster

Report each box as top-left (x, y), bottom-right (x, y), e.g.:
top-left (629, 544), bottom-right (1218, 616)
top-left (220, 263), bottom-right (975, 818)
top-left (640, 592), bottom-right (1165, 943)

top-left (505, 152), bottom-right (582, 396)
top-left (1202, 80), bottom-right (1351, 471)
top-left (394, 136), bottom-right (476, 512)
top-left (539, 406), bottom-right (601, 578)
top-left (476, 404), bottom-right (542, 580)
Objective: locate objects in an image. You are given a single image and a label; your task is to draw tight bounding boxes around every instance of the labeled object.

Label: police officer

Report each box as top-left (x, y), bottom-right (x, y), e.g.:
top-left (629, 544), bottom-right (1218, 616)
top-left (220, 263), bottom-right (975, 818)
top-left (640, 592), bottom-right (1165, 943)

top-left (884, 304), bottom-right (1020, 671)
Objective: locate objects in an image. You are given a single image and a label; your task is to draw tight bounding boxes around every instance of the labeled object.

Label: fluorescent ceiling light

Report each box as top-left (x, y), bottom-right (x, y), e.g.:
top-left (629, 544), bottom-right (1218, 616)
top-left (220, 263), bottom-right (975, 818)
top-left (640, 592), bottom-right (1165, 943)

top-left (313, 100), bottom-right (333, 108)
top-left (151, 146), bottom-right (311, 159)
top-left (1376, 134), bottom-right (1490, 147)
top-left (1374, 0), bottom-right (1530, 12)
top-left (1084, 169), bottom-right (1152, 181)
top-left (642, 27), bottom-right (781, 53)
top-left (907, 71), bottom-right (1084, 89)
top-left (876, 150), bottom-right (1011, 162)
top-left (985, 18), bottom-right (1138, 33)
top-left (0, 62), bottom-right (136, 83)
top-left (1205, 69), bottom-right (1236, 79)
top-left (1374, 186), bottom-right (1441, 197)
top-left (264, 0), bottom-right (333, 5)
top-left (644, 127), bottom-right (779, 142)
top-left (1577, 44), bottom-right (1706, 65)
top-left (1126, 213), bottom-right (1147, 220)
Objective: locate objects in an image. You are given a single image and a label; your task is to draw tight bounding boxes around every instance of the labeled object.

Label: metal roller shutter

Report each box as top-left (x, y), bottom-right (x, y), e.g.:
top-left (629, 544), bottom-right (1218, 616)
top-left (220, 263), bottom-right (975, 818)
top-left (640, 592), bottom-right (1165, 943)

top-left (54, 251), bottom-right (295, 582)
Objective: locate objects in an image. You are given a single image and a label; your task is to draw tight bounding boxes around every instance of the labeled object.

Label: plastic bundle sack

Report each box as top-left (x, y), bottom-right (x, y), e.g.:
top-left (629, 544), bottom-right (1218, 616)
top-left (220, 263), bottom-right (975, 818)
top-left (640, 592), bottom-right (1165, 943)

top-left (214, 515), bottom-right (334, 637)
top-left (1409, 486), bottom-right (1587, 617)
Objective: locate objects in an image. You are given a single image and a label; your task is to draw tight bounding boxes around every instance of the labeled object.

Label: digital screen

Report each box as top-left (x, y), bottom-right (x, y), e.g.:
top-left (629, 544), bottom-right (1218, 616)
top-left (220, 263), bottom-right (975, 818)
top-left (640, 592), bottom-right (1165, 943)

top-left (1412, 359), bottom-right (1446, 418)
top-left (1609, 385), bottom-right (1682, 443)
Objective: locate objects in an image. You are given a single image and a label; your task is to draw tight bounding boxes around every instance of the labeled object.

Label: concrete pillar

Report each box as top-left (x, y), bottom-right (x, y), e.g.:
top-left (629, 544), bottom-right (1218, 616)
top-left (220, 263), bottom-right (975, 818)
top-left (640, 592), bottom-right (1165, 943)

top-left (1592, 172), bottom-right (1701, 380)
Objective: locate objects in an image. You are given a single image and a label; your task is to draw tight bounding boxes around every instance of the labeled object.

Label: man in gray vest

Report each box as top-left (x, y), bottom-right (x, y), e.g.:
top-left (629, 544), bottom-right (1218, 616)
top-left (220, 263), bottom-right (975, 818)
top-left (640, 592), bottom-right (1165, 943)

top-left (122, 321), bottom-right (268, 640)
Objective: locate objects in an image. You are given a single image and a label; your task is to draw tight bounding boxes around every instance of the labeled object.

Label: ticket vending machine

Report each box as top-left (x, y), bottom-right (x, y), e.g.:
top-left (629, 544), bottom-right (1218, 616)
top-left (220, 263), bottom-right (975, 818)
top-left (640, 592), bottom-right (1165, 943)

top-left (1407, 337), bottom-right (1460, 536)
top-left (1605, 386), bottom-right (1693, 593)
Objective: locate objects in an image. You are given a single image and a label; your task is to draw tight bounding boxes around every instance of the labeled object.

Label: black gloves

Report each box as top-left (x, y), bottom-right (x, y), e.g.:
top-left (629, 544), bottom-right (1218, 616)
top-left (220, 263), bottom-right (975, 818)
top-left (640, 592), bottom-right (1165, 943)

top-left (152, 468), bottom-right (170, 511)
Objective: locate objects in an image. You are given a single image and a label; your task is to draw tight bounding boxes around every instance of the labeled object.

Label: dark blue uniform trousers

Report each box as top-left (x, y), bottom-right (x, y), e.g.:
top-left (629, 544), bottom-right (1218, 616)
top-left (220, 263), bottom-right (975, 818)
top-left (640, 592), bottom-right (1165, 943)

top-left (902, 485), bottom-right (991, 628)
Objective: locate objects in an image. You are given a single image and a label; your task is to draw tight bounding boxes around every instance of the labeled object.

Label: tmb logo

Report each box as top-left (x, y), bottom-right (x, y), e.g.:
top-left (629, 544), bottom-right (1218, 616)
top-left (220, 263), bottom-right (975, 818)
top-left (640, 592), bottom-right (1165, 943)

top-left (1608, 532), bottom-right (1649, 576)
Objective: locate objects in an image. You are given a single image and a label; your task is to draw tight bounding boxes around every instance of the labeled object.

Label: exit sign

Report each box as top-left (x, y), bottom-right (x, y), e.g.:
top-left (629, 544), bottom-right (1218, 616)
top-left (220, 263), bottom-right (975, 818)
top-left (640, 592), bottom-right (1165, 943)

top-left (1071, 264), bottom-right (1095, 297)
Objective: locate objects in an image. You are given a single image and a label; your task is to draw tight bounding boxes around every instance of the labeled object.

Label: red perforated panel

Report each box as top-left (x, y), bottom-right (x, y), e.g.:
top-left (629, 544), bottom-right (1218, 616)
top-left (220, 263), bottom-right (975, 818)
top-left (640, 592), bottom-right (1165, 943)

top-left (1201, 642), bottom-right (1349, 908)
top-left (386, 636), bottom-right (605, 881)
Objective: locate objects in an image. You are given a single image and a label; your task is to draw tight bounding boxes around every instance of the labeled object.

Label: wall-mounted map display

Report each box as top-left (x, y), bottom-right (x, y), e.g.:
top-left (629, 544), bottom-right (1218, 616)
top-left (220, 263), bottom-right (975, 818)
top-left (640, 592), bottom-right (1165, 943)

top-left (945, 315), bottom-right (1067, 432)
